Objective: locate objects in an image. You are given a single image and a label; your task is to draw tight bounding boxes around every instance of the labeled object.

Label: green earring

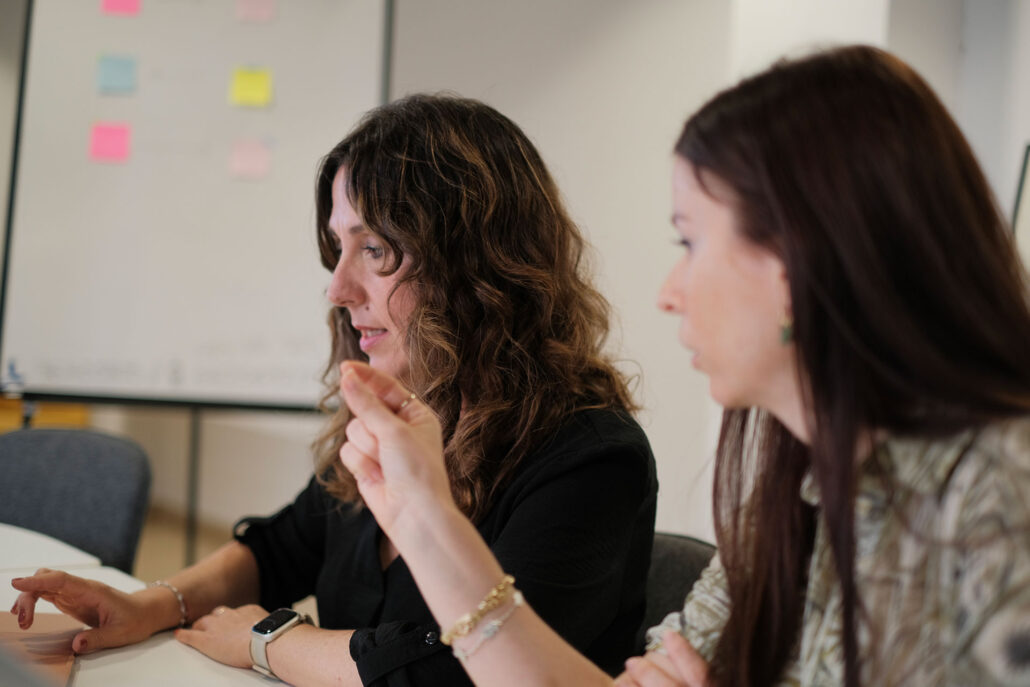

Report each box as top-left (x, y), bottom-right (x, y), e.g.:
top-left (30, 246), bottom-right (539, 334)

top-left (780, 316), bottom-right (794, 344)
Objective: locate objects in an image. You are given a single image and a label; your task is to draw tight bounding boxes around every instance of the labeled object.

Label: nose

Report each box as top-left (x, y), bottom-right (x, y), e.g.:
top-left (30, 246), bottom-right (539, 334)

top-left (656, 259), bottom-right (685, 314)
top-left (326, 255), bottom-right (364, 308)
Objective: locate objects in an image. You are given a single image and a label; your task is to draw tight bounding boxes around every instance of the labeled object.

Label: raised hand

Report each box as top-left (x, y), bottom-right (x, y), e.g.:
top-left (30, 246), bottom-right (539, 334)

top-left (337, 360), bottom-right (452, 538)
top-left (10, 569), bottom-right (168, 654)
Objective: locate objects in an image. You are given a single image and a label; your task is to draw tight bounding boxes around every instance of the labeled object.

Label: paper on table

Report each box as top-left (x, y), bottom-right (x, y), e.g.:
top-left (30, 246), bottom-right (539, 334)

top-left (0, 613), bottom-right (83, 686)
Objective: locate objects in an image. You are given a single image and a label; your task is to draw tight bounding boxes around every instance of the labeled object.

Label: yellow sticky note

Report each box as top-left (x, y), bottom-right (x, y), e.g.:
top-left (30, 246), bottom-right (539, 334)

top-left (229, 67), bottom-right (273, 108)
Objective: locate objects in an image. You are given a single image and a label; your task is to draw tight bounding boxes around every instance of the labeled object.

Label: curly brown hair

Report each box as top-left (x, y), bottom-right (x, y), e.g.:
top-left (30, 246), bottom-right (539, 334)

top-left (312, 94), bottom-right (636, 522)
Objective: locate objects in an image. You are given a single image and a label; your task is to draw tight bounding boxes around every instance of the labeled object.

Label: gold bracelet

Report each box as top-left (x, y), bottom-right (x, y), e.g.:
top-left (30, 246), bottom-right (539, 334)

top-left (441, 574), bottom-right (515, 646)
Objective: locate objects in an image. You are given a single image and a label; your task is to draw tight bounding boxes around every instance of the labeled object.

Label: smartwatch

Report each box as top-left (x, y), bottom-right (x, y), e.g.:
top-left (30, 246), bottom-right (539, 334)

top-left (250, 608), bottom-right (310, 678)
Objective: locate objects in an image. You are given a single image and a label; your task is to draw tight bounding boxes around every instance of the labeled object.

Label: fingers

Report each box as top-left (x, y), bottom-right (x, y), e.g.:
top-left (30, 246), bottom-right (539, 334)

top-left (662, 631), bottom-right (710, 685)
top-left (340, 367), bottom-right (407, 437)
top-left (340, 441), bottom-right (383, 485)
top-left (621, 633), bottom-right (709, 687)
top-left (10, 569), bottom-right (67, 629)
top-left (345, 417), bottom-right (379, 457)
top-left (174, 626), bottom-right (201, 649)
top-left (340, 360), bottom-right (413, 411)
top-left (11, 591), bottom-right (38, 629)
top-left (71, 625), bottom-right (123, 655)
top-left (613, 670), bottom-right (643, 686)
top-left (11, 568), bottom-right (68, 594)
top-left (623, 656), bottom-right (683, 686)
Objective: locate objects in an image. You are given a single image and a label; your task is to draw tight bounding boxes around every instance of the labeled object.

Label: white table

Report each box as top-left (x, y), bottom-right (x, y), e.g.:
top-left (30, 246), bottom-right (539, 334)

top-left (0, 524), bottom-right (100, 571)
top-left (0, 557), bottom-right (268, 684)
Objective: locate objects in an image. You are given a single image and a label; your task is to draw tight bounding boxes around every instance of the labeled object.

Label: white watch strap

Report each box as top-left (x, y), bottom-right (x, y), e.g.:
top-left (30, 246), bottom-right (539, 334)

top-left (250, 634), bottom-right (274, 677)
top-left (250, 611), bottom-right (310, 679)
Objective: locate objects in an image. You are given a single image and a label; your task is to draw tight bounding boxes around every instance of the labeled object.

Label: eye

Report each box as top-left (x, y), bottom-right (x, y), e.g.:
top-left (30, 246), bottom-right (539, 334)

top-left (363, 243), bottom-right (385, 260)
top-left (672, 237), bottom-right (692, 252)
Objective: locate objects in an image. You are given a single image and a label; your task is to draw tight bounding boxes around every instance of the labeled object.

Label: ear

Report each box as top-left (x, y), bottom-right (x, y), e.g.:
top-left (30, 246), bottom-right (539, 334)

top-left (777, 261), bottom-right (792, 318)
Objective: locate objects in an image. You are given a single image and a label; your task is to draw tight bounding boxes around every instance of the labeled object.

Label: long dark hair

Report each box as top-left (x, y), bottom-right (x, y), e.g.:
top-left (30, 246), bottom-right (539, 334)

top-left (312, 94), bottom-right (635, 522)
top-left (676, 46), bottom-right (1030, 686)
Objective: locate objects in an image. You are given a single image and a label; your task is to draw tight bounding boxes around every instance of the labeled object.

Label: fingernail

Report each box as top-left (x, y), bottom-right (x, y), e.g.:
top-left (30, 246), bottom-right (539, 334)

top-left (75, 638), bottom-right (87, 653)
top-left (18, 610), bottom-right (25, 627)
top-left (11, 577), bottom-right (23, 583)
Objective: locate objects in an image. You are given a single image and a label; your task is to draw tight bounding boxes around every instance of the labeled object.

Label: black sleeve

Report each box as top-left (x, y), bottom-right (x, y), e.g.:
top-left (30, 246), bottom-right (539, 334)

top-left (233, 475), bottom-right (330, 611)
top-left (348, 431), bottom-right (656, 685)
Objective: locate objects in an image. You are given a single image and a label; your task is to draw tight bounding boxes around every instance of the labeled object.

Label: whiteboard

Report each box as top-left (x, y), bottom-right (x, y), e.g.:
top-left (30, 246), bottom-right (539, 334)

top-left (1016, 145), bottom-right (1030, 273)
top-left (2, 0), bottom-right (385, 407)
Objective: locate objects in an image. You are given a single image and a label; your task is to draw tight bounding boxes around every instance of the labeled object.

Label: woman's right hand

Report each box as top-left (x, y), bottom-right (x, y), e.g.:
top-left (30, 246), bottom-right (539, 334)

top-left (337, 360), bottom-right (453, 539)
top-left (10, 568), bottom-right (168, 654)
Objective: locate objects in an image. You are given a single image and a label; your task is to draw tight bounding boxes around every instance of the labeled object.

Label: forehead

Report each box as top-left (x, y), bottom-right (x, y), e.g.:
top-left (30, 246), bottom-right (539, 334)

top-left (329, 167), bottom-right (362, 230)
top-left (672, 158), bottom-right (737, 207)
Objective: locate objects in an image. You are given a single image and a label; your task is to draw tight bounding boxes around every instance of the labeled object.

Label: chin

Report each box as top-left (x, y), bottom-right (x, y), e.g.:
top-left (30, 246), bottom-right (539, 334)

top-left (369, 357), bottom-right (410, 382)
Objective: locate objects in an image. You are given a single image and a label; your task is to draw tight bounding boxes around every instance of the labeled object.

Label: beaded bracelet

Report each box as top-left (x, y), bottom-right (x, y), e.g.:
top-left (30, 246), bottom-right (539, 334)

top-left (441, 574), bottom-right (515, 646)
top-left (452, 590), bottom-right (524, 662)
top-left (150, 580), bottom-right (188, 628)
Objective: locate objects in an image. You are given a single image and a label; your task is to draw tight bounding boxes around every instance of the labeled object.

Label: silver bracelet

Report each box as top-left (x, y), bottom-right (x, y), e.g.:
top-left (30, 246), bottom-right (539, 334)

top-left (452, 590), bottom-right (524, 663)
top-left (150, 580), bottom-right (188, 628)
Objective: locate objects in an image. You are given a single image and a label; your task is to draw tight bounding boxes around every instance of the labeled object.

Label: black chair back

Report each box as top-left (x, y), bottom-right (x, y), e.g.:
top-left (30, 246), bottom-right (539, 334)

top-left (636, 531), bottom-right (716, 652)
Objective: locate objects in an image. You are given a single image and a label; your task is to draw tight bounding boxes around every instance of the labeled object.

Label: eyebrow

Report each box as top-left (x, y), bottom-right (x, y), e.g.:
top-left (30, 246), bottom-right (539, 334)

top-left (671, 213), bottom-right (690, 226)
top-left (346, 224), bottom-right (366, 236)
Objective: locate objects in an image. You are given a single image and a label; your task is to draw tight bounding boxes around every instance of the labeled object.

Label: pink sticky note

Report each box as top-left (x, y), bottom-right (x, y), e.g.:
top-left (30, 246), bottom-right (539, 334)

top-left (101, 0), bottom-right (140, 16)
top-left (90, 124), bottom-right (131, 163)
top-left (229, 139), bottom-right (271, 179)
top-left (236, 0), bottom-right (276, 23)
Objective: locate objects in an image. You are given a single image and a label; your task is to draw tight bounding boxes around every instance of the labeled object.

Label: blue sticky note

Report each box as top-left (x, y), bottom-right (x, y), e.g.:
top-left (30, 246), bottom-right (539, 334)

top-left (97, 55), bottom-right (137, 94)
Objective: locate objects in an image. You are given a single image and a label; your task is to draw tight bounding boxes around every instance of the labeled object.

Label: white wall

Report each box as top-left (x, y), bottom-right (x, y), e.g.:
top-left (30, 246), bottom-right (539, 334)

top-left (0, 0), bottom-right (28, 269)
top-left (1003, 0), bottom-right (1030, 222)
top-left (731, 0), bottom-right (889, 78)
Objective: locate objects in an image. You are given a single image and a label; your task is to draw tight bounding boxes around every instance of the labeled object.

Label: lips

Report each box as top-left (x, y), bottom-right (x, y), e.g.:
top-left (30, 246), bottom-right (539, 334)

top-left (354, 326), bottom-right (388, 353)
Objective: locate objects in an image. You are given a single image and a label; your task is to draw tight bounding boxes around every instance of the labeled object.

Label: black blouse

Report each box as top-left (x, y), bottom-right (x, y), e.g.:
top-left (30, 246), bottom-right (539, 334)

top-left (235, 407), bottom-right (657, 685)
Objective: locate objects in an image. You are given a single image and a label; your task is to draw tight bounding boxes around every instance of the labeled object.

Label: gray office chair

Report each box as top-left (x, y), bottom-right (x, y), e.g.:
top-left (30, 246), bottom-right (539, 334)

top-left (0, 428), bottom-right (151, 574)
top-left (636, 531), bottom-right (717, 652)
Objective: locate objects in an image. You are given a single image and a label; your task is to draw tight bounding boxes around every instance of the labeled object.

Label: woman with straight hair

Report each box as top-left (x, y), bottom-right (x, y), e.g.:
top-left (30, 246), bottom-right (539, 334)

top-left (11, 94), bottom-right (658, 686)
top-left (334, 46), bottom-right (1030, 686)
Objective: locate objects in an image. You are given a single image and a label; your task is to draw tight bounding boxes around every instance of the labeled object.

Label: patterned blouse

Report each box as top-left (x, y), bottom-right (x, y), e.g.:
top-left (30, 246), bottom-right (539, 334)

top-left (646, 416), bottom-right (1030, 686)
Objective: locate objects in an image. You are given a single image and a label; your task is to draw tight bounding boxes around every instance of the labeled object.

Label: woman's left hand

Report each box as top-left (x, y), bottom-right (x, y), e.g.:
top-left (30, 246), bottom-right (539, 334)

top-left (174, 604), bottom-right (267, 668)
top-left (614, 631), bottom-right (711, 686)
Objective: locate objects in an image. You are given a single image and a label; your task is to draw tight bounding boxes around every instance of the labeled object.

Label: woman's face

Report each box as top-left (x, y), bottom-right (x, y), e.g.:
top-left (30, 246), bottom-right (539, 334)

top-left (327, 167), bottom-right (415, 382)
top-left (658, 157), bottom-right (797, 412)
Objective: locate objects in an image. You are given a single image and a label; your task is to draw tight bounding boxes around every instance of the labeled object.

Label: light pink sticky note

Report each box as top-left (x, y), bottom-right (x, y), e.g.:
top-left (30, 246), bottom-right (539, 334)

top-left (229, 139), bottom-right (271, 179)
top-left (236, 0), bottom-right (276, 23)
top-left (101, 0), bottom-right (140, 16)
top-left (90, 124), bottom-right (131, 162)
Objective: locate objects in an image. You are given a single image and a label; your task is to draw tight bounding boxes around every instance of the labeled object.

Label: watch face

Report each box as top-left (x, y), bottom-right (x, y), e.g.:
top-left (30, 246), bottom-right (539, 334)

top-left (253, 609), bottom-right (298, 635)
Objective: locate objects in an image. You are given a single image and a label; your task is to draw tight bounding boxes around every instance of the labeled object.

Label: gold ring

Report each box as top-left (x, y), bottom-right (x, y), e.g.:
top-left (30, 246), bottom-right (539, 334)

top-left (398, 393), bottom-right (417, 411)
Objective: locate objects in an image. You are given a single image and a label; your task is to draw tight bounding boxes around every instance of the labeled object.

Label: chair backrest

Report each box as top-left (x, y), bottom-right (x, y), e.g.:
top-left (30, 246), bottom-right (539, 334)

top-left (0, 428), bottom-right (151, 573)
top-left (637, 531), bottom-right (717, 652)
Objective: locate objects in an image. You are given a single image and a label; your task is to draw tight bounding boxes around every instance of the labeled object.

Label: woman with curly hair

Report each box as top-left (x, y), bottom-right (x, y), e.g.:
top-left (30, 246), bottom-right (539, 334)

top-left (11, 95), bottom-right (658, 686)
top-left (333, 46), bottom-right (1030, 686)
